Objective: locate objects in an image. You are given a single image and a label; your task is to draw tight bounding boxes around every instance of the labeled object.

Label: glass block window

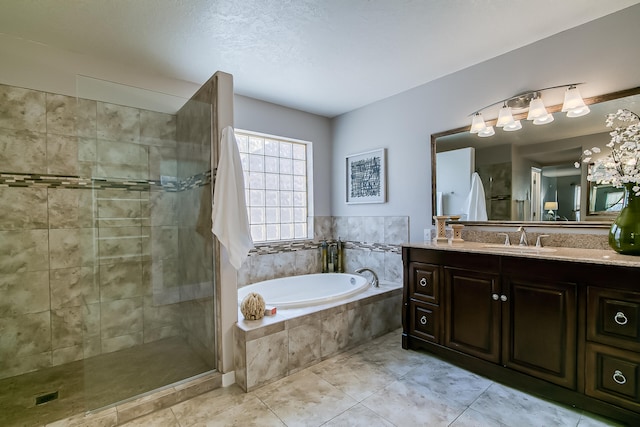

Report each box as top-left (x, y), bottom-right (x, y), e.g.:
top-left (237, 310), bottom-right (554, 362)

top-left (235, 130), bottom-right (312, 242)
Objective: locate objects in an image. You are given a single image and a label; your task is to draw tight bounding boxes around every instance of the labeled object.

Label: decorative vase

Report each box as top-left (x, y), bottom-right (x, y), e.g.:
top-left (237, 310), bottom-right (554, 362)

top-left (609, 183), bottom-right (640, 255)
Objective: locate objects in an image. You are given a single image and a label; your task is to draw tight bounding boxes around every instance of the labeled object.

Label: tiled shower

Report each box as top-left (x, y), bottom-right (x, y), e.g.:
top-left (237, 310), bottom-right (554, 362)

top-left (0, 82), bottom-right (217, 425)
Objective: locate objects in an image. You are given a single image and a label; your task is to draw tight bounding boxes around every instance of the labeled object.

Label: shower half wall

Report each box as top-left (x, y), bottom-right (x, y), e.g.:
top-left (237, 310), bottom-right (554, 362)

top-left (0, 79), bottom-right (217, 426)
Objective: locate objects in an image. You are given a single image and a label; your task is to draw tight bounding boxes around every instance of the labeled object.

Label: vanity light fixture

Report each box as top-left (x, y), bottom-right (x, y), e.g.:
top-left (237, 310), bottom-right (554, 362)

top-left (469, 83), bottom-right (589, 137)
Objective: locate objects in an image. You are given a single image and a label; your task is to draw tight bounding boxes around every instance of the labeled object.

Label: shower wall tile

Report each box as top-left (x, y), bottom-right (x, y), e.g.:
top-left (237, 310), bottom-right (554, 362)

top-left (100, 297), bottom-right (143, 340)
top-left (146, 226), bottom-right (178, 260)
top-left (46, 93), bottom-right (96, 138)
top-left (0, 128), bottom-right (47, 174)
top-left (0, 271), bottom-right (49, 316)
top-left (0, 187), bottom-right (48, 230)
top-left (50, 266), bottom-right (99, 309)
top-left (0, 84), bottom-right (46, 132)
top-left (46, 133), bottom-right (81, 175)
top-left (147, 191), bottom-right (178, 226)
top-left (51, 306), bottom-right (84, 349)
top-left (0, 311), bottom-right (51, 358)
top-left (140, 110), bottom-right (177, 146)
top-left (96, 139), bottom-right (149, 180)
top-left (97, 226), bottom-right (142, 264)
top-left (99, 261), bottom-right (143, 302)
top-left (97, 102), bottom-right (140, 143)
top-left (48, 189), bottom-right (96, 229)
top-left (0, 229), bottom-right (49, 273)
top-left (149, 145), bottom-right (178, 180)
top-left (52, 345), bottom-right (83, 366)
top-left (0, 350), bottom-right (51, 380)
top-left (101, 332), bottom-right (143, 354)
top-left (97, 191), bottom-right (143, 227)
top-left (49, 228), bottom-right (95, 269)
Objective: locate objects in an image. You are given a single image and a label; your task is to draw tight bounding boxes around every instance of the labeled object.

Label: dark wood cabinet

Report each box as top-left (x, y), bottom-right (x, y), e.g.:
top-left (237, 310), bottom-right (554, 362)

top-left (402, 246), bottom-right (640, 424)
top-left (502, 276), bottom-right (577, 389)
top-left (444, 267), bottom-right (501, 363)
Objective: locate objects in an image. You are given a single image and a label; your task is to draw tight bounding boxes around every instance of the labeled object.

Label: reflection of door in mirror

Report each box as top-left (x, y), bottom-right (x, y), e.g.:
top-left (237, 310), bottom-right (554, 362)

top-left (436, 147), bottom-right (474, 218)
top-left (531, 168), bottom-right (541, 221)
top-left (541, 164), bottom-right (581, 221)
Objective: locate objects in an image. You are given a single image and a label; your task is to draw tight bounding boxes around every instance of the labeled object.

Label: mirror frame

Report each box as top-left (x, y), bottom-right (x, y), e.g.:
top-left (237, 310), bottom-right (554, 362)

top-left (431, 86), bottom-right (640, 227)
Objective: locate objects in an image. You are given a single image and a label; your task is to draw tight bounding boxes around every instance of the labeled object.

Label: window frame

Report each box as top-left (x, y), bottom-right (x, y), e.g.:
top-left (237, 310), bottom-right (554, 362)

top-left (235, 128), bottom-right (314, 243)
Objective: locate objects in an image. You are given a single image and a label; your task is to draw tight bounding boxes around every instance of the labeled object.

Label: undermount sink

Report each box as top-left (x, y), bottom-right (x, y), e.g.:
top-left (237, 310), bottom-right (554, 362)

top-left (482, 244), bottom-right (557, 253)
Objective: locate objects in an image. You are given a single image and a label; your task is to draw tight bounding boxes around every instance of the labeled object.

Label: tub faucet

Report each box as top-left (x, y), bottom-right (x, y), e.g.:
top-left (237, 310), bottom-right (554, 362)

top-left (355, 267), bottom-right (379, 287)
top-left (517, 226), bottom-right (528, 246)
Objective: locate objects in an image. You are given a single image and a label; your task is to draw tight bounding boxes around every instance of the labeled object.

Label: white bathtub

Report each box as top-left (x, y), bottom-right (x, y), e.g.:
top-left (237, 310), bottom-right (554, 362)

top-left (237, 273), bottom-right (370, 309)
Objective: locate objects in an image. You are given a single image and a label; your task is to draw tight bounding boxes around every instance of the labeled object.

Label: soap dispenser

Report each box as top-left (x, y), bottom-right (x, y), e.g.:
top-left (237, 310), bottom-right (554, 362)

top-left (321, 240), bottom-right (329, 273)
top-left (336, 237), bottom-right (344, 273)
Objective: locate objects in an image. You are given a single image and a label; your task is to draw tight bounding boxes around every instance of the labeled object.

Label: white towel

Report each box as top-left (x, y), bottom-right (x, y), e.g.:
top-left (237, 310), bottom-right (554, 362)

top-left (212, 126), bottom-right (253, 269)
top-left (465, 172), bottom-right (488, 221)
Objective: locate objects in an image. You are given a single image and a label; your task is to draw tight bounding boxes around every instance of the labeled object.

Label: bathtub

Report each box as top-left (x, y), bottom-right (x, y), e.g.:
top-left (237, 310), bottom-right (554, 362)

top-left (237, 273), bottom-right (370, 309)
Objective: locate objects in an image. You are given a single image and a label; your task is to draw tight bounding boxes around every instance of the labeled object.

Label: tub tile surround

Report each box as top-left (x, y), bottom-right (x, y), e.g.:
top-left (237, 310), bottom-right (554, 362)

top-left (237, 215), bottom-right (408, 287)
top-left (234, 283), bottom-right (403, 392)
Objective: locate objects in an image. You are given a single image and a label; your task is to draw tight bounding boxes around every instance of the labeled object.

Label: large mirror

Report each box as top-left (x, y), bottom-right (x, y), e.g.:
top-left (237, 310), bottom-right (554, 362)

top-left (432, 87), bottom-right (640, 225)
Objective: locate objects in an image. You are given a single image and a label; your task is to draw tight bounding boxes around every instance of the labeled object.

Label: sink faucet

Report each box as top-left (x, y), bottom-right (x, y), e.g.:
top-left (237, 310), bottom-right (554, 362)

top-left (517, 226), bottom-right (528, 246)
top-left (355, 267), bottom-right (379, 287)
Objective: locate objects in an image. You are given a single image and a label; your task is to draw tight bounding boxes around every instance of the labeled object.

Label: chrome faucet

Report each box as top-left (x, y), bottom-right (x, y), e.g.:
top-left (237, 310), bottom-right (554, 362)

top-left (517, 226), bottom-right (528, 246)
top-left (355, 267), bottom-right (379, 287)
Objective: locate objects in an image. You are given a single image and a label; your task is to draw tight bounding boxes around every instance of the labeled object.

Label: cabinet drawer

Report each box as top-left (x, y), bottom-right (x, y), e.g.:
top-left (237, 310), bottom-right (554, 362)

top-left (588, 287), bottom-right (640, 352)
top-left (409, 301), bottom-right (440, 344)
top-left (409, 262), bottom-right (439, 304)
top-left (586, 342), bottom-right (640, 413)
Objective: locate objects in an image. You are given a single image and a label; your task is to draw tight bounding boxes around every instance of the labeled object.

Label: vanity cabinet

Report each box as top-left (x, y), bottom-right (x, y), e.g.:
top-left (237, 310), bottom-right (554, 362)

top-left (586, 287), bottom-right (640, 413)
top-left (443, 256), bottom-right (577, 389)
top-left (402, 246), bottom-right (640, 424)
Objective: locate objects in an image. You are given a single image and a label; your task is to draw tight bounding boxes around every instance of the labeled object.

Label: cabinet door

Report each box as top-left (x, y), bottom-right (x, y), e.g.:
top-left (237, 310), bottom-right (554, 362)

top-left (445, 267), bottom-right (501, 363)
top-left (502, 277), bottom-right (577, 389)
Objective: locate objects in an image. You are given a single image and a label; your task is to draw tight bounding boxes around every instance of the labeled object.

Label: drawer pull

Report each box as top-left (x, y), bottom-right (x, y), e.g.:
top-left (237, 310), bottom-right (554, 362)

top-left (492, 293), bottom-right (499, 301)
top-left (500, 295), bottom-right (508, 302)
top-left (420, 315), bottom-right (428, 325)
top-left (419, 277), bottom-right (428, 287)
top-left (614, 311), bottom-right (628, 325)
top-left (613, 370), bottom-right (627, 385)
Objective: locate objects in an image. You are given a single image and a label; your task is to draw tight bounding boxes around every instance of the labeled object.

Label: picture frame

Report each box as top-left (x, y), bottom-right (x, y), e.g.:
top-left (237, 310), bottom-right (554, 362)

top-left (346, 148), bottom-right (386, 204)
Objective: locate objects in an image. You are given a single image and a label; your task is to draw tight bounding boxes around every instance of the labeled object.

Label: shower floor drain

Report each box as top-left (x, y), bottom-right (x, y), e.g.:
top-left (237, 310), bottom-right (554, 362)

top-left (35, 391), bottom-right (59, 405)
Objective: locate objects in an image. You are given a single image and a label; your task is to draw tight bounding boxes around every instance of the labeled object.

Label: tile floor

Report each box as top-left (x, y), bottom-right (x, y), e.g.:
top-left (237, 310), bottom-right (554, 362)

top-left (120, 329), bottom-right (624, 427)
top-left (1, 337), bottom-right (212, 427)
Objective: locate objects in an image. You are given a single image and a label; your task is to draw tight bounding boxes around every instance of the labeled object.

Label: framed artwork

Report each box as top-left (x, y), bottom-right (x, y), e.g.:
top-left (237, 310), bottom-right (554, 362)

top-left (346, 148), bottom-right (386, 204)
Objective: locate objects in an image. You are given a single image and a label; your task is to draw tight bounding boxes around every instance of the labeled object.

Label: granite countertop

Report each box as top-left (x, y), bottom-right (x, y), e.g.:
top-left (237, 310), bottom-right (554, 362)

top-left (403, 241), bottom-right (640, 268)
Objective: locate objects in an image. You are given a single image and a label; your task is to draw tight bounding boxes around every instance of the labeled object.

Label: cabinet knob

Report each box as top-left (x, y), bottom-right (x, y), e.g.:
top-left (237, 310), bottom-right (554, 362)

top-left (420, 315), bottom-right (428, 325)
top-left (492, 293), bottom-right (499, 301)
top-left (613, 369), bottom-right (627, 385)
top-left (614, 311), bottom-right (628, 326)
top-left (419, 277), bottom-right (428, 287)
top-left (500, 295), bottom-right (508, 302)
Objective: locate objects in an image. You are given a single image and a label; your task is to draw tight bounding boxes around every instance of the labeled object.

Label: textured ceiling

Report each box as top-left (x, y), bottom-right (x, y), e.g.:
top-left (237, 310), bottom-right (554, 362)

top-left (1, 0), bottom-right (639, 117)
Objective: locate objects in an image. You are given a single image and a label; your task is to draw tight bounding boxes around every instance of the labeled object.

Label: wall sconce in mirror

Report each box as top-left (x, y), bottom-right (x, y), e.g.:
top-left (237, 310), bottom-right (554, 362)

top-left (469, 83), bottom-right (589, 137)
